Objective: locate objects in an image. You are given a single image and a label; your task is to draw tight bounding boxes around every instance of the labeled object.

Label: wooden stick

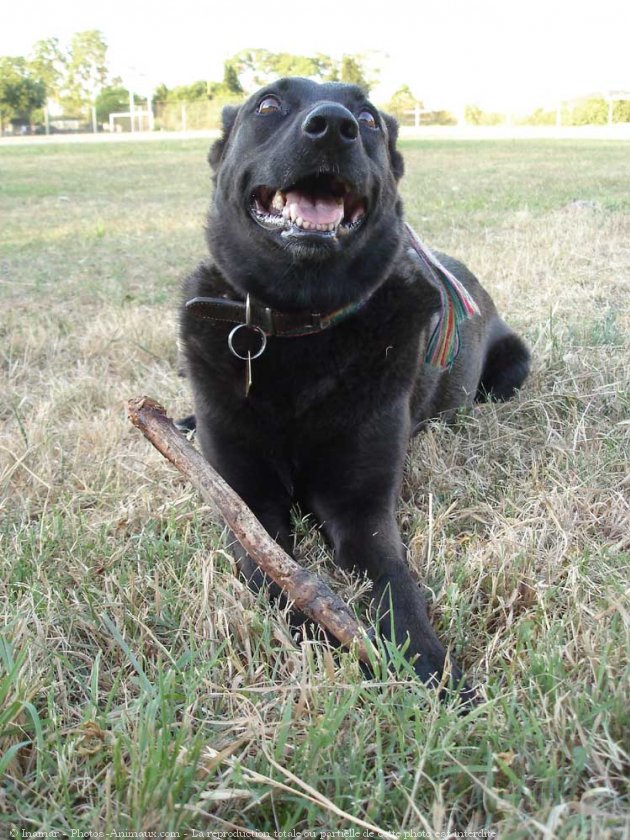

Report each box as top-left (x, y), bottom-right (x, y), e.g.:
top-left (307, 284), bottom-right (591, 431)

top-left (127, 396), bottom-right (373, 664)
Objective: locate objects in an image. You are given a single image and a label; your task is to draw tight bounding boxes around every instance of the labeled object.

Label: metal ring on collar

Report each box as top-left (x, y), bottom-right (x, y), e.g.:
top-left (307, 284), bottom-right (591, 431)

top-left (227, 323), bottom-right (267, 360)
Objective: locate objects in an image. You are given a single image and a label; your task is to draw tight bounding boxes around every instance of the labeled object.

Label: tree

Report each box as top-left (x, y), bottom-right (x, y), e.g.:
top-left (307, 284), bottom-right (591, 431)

top-left (0, 56), bottom-right (46, 131)
top-left (65, 30), bottom-right (108, 113)
top-left (339, 56), bottom-right (369, 92)
top-left (424, 109), bottom-right (457, 126)
top-left (382, 86), bottom-right (455, 126)
top-left (613, 100), bottom-right (630, 122)
top-left (384, 85), bottom-right (422, 123)
top-left (464, 105), bottom-right (504, 126)
top-left (228, 50), bottom-right (370, 91)
top-left (222, 61), bottom-right (243, 95)
top-left (153, 83), bottom-right (169, 105)
top-left (570, 97), bottom-right (607, 125)
top-left (325, 64), bottom-right (340, 83)
top-left (520, 106), bottom-right (557, 126)
top-left (155, 81), bottom-right (208, 103)
top-left (29, 37), bottom-right (66, 101)
top-left (95, 85), bottom-right (138, 123)
top-left (272, 53), bottom-right (327, 80)
top-left (231, 49), bottom-right (326, 87)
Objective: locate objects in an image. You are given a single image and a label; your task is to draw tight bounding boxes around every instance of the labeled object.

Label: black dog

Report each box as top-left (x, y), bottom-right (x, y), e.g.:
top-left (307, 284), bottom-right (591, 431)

top-left (179, 77), bottom-right (529, 696)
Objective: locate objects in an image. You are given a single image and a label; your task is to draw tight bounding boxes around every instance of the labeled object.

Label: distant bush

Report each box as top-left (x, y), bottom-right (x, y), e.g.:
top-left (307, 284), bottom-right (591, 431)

top-left (520, 97), bottom-right (630, 126)
top-left (570, 97), bottom-right (608, 125)
top-left (613, 100), bottom-right (630, 122)
top-left (383, 86), bottom-right (456, 125)
top-left (518, 107), bottom-right (558, 126)
top-left (464, 105), bottom-right (504, 126)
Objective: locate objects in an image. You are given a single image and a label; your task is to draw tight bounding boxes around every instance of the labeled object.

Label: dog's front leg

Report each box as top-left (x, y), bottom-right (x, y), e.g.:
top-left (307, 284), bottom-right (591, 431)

top-left (303, 411), bottom-right (467, 695)
top-left (195, 421), bottom-right (297, 599)
top-left (328, 510), bottom-right (463, 690)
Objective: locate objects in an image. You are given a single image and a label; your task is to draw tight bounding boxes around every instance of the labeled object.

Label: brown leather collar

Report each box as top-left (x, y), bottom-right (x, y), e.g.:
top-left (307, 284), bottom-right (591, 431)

top-left (185, 294), bottom-right (368, 337)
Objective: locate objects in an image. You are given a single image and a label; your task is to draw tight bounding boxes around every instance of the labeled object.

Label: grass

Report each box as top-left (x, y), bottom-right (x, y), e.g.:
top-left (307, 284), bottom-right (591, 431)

top-left (1, 137), bottom-right (629, 838)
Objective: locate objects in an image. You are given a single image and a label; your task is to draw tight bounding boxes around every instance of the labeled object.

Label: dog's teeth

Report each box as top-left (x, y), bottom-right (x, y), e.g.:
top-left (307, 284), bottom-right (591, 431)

top-left (271, 190), bottom-right (286, 212)
top-left (296, 216), bottom-right (304, 227)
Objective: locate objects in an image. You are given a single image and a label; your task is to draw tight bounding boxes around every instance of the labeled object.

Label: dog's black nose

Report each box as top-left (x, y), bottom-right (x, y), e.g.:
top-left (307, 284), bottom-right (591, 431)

top-left (302, 103), bottom-right (359, 147)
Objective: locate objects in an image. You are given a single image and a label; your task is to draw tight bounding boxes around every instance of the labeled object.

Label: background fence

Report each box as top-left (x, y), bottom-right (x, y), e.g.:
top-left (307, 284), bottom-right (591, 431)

top-left (4, 96), bottom-right (630, 137)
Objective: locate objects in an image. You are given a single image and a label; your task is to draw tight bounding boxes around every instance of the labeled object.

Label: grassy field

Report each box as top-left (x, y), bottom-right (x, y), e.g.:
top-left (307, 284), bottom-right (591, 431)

top-left (1, 137), bottom-right (629, 838)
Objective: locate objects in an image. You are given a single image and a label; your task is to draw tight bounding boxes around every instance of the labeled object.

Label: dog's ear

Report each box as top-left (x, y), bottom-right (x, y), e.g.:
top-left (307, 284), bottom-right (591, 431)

top-left (208, 105), bottom-right (240, 172)
top-left (381, 112), bottom-right (405, 182)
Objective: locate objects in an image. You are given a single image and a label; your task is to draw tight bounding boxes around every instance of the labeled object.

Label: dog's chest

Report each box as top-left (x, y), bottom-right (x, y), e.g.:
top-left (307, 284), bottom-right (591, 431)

top-left (184, 266), bottom-right (438, 430)
top-left (241, 308), bottom-right (428, 427)
top-left (245, 328), bottom-right (392, 414)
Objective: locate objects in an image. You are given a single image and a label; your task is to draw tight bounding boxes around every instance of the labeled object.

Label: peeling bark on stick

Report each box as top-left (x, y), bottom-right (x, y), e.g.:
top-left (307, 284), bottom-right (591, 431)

top-left (127, 396), bottom-right (374, 664)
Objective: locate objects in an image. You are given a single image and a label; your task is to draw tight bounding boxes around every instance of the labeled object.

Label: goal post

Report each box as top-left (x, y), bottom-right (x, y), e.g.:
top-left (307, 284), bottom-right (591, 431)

top-left (108, 108), bottom-right (154, 133)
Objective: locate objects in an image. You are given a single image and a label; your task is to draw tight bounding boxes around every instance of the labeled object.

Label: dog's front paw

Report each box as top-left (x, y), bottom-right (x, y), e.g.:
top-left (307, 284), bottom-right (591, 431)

top-left (414, 649), bottom-right (478, 710)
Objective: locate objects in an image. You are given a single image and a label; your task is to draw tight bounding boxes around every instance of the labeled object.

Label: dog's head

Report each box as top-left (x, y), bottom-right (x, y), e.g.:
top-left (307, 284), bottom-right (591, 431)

top-left (206, 77), bottom-right (406, 312)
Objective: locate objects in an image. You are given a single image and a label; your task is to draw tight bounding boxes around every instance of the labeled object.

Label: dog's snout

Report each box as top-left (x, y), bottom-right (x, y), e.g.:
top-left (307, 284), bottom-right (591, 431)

top-left (302, 103), bottom-right (359, 147)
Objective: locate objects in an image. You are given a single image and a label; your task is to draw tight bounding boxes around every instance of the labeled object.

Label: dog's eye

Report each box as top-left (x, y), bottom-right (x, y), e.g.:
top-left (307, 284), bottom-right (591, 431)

top-left (257, 95), bottom-right (282, 115)
top-left (358, 110), bottom-right (378, 129)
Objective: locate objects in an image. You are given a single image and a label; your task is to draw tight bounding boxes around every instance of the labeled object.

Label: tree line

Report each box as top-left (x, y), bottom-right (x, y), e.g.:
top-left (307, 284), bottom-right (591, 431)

top-left (0, 31), bottom-right (109, 131)
top-left (1, 32), bottom-right (628, 133)
top-left (0, 35), bottom-right (380, 132)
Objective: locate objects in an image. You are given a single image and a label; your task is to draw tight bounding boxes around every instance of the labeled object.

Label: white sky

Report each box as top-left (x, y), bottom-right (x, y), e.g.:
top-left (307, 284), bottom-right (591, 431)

top-left (2, 0), bottom-right (629, 111)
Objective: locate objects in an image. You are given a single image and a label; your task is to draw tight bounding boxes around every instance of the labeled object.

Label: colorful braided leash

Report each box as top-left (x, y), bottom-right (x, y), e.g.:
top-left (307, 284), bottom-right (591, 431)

top-left (405, 223), bottom-right (480, 369)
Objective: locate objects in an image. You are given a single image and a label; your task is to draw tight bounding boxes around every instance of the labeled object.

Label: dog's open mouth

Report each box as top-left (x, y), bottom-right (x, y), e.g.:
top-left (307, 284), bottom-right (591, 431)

top-left (250, 174), bottom-right (367, 238)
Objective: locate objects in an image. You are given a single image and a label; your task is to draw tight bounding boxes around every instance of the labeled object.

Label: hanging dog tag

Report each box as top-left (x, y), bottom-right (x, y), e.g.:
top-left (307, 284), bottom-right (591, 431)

top-left (227, 295), bottom-right (267, 397)
top-left (245, 351), bottom-right (253, 396)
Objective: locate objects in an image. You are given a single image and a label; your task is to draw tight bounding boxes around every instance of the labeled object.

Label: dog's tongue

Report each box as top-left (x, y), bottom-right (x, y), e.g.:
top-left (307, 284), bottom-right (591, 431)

top-left (285, 188), bottom-right (344, 226)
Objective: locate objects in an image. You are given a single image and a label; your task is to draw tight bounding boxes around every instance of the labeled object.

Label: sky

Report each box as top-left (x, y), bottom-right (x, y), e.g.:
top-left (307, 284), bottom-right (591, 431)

top-left (2, 0), bottom-right (629, 111)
